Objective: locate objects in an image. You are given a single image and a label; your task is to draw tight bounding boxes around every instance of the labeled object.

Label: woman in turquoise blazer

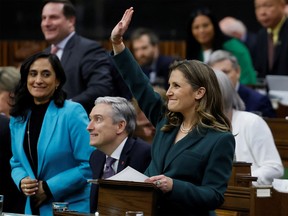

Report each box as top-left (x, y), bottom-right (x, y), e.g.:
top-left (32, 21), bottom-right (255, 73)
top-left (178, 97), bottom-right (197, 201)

top-left (9, 52), bottom-right (94, 215)
top-left (185, 6), bottom-right (257, 85)
top-left (111, 8), bottom-right (235, 216)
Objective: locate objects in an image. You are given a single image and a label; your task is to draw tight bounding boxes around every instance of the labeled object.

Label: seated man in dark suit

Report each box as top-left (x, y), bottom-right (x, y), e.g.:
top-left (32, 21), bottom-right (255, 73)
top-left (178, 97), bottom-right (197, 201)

top-left (130, 27), bottom-right (178, 89)
top-left (87, 96), bottom-right (151, 213)
top-left (208, 50), bottom-right (276, 118)
top-left (0, 115), bottom-right (26, 213)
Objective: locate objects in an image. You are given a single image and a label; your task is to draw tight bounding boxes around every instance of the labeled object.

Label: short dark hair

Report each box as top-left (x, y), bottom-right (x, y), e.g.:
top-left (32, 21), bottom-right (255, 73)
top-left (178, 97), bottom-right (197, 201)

top-left (10, 52), bottom-right (67, 121)
top-left (42, 0), bottom-right (76, 18)
top-left (130, 28), bottom-right (159, 46)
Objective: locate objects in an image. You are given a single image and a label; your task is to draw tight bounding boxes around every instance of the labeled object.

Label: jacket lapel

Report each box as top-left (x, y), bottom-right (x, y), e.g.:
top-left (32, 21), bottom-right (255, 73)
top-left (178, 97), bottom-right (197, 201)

top-left (37, 101), bottom-right (58, 177)
top-left (61, 34), bottom-right (76, 66)
top-left (163, 127), bottom-right (207, 172)
top-left (117, 138), bottom-right (133, 172)
top-left (13, 116), bottom-right (36, 178)
top-left (92, 152), bottom-right (106, 179)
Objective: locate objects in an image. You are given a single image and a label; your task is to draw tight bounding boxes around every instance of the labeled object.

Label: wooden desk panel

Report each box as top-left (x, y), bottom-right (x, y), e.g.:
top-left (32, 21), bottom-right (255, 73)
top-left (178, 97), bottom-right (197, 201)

top-left (264, 118), bottom-right (288, 167)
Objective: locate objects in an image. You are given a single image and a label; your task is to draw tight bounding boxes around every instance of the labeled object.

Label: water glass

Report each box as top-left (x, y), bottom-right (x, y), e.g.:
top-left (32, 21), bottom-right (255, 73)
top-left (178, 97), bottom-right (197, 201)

top-left (52, 202), bottom-right (69, 213)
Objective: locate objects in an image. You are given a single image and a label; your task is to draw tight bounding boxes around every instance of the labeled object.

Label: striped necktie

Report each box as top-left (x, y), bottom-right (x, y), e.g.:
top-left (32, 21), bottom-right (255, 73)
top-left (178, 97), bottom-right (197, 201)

top-left (102, 156), bottom-right (116, 179)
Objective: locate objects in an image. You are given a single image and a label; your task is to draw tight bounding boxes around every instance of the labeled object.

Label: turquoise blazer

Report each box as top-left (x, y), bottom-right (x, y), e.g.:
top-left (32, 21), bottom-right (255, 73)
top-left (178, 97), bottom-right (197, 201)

top-left (114, 49), bottom-right (235, 215)
top-left (10, 100), bottom-right (94, 215)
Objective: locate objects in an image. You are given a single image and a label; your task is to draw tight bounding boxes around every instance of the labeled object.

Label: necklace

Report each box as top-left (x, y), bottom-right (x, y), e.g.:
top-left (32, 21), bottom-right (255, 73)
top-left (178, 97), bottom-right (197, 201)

top-left (27, 118), bottom-right (36, 169)
top-left (180, 122), bottom-right (194, 134)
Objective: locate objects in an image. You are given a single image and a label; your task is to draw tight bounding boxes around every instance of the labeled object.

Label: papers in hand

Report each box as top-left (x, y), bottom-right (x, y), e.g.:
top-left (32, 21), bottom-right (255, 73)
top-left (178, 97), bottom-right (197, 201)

top-left (88, 166), bottom-right (149, 184)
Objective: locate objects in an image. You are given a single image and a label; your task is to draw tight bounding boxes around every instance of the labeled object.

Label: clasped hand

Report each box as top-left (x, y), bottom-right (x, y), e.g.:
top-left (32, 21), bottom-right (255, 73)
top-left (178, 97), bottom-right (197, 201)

top-left (21, 177), bottom-right (47, 207)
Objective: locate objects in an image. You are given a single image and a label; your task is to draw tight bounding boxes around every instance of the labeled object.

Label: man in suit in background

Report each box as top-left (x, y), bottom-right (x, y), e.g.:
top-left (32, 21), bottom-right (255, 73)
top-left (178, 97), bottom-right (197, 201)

top-left (208, 50), bottom-right (276, 118)
top-left (130, 28), bottom-right (178, 89)
top-left (41, 0), bottom-right (115, 113)
top-left (254, 0), bottom-right (288, 78)
top-left (0, 115), bottom-right (26, 213)
top-left (219, 16), bottom-right (258, 59)
top-left (87, 97), bottom-right (151, 213)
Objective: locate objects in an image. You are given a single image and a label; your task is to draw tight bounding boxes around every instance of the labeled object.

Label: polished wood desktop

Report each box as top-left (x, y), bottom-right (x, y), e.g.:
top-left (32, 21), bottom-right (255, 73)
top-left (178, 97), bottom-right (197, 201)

top-left (97, 179), bottom-right (159, 216)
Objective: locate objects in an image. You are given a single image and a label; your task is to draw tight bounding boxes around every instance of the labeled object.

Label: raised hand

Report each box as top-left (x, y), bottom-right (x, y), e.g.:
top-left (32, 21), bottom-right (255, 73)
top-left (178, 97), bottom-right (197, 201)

top-left (111, 7), bottom-right (134, 46)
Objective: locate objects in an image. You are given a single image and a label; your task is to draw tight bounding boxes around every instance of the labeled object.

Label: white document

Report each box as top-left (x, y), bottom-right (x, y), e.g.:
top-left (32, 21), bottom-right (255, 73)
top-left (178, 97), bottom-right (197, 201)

top-left (107, 166), bottom-right (149, 182)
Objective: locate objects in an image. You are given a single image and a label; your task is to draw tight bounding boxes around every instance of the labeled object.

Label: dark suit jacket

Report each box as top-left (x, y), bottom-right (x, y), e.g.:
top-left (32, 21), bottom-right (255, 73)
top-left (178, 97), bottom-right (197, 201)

top-left (113, 48), bottom-right (235, 215)
top-left (46, 34), bottom-right (114, 113)
top-left (244, 31), bottom-right (257, 61)
top-left (254, 18), bottom-right (288, 78)
top-left (142, 55), bottom-right (177, 89)
top-left (238, 84), bottom-right (276, 118)
top-left (0, 115), bottom-right (25, 213)
top-left (89, 137), bottom-right (151, 213)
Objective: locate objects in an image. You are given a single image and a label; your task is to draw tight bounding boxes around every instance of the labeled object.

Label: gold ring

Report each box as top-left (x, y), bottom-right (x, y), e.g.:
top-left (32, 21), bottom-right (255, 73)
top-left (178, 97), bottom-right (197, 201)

top-left (156, 180), bottom-right (161, 186)
top-left (24, 184), bottom-right (27, 188)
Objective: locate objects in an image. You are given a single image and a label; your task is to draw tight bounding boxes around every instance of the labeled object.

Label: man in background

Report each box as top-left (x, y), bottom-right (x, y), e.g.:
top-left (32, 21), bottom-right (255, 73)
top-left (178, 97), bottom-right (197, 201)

top-left (254, 0), bottom-right (288, 78)
top-left (130, 28), bottom-right (178, 89)
top-left (219, 16), bottom-right (257, 59)
top-left (87, 97), bottom-right (151, 213)
top-left (41, 0), bottom-right (116, 113)
top-left (208, 50), bottom-right (276, 118)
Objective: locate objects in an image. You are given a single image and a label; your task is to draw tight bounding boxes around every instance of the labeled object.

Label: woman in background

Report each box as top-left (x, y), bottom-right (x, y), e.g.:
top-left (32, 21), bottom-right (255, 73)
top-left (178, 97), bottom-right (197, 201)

top-left (215, 69), bottom-right (283, 185)
top-left (0, 66), bottom-right (20, 117)
top-left (185, 6), bottom-right (257, 85)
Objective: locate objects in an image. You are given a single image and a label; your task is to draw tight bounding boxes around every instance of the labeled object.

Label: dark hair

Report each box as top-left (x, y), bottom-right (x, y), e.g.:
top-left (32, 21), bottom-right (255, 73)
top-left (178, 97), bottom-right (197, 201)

top-left (42, 0), bottom-right (76, 18)
top-left (185, 6), bottom-right (230, 60)
top-left (10, 52), bottom-right (67, 121)
top-left (130, 27), bottom-right (159, 46)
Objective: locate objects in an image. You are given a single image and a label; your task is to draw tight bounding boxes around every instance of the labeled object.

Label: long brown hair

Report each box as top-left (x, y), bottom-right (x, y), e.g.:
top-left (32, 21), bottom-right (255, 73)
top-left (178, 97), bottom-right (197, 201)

top-left (162, 59), bottom-right (231, 132)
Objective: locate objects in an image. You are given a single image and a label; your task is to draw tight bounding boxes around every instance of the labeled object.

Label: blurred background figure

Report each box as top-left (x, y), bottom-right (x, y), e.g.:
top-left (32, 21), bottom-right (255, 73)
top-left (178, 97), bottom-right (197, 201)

top-left (219, 16), bottom-right (257, 59)
top-left (253, 0), bottom-right (288, 78)
top-left (88, 96), bottom-right (151, 213)
top-left (130, 27), bottom-right (178, 89)
top-left (285, 0), bottom-right (288, 15)
top-left (0, 67), bottom-right (20, 117)
top-left (215, 69), bottom-right (283, 185)
top-left (41, 0), bottom-right (116, 113)
top-left (132, 85), bottom-right (167, 144)
top-left (0, 66), bottom-right (25, 213)
top-left (208, 50), bottom-right (276, 118)
top-left (185, 6), bottom-right (257, 85)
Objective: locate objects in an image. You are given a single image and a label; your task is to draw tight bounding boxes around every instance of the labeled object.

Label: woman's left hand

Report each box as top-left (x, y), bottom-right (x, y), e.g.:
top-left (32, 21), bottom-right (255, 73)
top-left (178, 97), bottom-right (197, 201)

top-left (145, 174), bottom-right (173, 193)
top-left (33, 181), bottom-right (47, 207)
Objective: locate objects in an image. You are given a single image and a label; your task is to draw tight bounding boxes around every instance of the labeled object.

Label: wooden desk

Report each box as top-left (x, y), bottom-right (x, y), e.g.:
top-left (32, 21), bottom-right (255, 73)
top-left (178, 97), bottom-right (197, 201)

top-left (264, 118), bottom-right (288, 168)
top-left (217, 161), bottom-right (288, 216)
top-left (250, 187), bottom-right (288, 216)
top-left (97, 180), bottom-right (159, 216)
